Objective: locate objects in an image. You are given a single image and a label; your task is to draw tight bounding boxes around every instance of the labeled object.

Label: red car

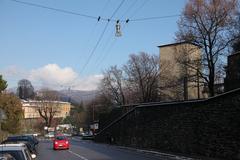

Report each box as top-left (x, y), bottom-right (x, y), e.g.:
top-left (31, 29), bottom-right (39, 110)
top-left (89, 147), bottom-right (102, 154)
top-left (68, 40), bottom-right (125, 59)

top-left (53, 135), bottom-right (69, 150)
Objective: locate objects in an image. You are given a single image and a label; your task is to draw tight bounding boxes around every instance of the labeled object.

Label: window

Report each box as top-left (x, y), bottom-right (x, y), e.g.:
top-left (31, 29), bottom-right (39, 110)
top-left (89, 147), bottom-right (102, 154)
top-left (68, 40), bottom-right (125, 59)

top-left (0, 151), bottom-right (24, 160)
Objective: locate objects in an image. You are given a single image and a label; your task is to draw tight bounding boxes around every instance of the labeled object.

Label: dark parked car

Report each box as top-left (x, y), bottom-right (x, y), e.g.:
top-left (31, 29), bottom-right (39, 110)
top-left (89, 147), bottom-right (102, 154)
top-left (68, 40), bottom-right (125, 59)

top-left (0, 144), bottom-right (36, 160)
top-left (1, 140), bottom-right (37, 155)
top-left (23, 135), bottom-right (39, 146)
top-left (0, 153), bottom-right (16, 160)
top-left (4, 136), bottom-right (38, 154)
top-left (6, 136), bottom-right (38, 147)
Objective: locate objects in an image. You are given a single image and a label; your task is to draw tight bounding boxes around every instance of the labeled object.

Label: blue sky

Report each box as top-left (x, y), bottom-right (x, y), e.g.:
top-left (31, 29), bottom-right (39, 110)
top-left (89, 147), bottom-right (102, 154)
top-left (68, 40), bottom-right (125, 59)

top-left (0, 0), bottom-right (187, 90)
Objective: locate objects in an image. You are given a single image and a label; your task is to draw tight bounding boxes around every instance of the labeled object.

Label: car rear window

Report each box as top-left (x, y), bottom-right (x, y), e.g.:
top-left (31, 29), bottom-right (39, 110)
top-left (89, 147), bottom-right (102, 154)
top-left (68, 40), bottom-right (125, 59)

top-left (0, 151), bottom-right (24, 160)
top-left (55, 136), bottom-right (66, 140)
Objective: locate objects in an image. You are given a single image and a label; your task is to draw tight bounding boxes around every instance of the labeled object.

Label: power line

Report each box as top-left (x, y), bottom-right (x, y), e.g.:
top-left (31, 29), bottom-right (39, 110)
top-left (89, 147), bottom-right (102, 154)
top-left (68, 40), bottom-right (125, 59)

top-left (94, 0), bottom-right (147, 68)
top-left (95, 23), bottom-right (129, 69)
top-left (109, 0), bottom-right (126, 20)
top-left (75, 0), bottom-right (111, 72)
top-left (9, 0), bottom-right (180, 23)
top-left (120, 0), bottom-right (138, 18)
top-left (100, 0), bottom-right (111, 16)
top-left (79, 0), bottom-right (126, 74)
top-left (79, 21), bottom-right (110, 74)
top-left (94, 0), bottom-right (139, 66)
top-left (131, 14), bottom-right (181, 22)
top-left (9, 0), bottom-right (98, 20)
top-left (129, 0), bottom-right (149, 19)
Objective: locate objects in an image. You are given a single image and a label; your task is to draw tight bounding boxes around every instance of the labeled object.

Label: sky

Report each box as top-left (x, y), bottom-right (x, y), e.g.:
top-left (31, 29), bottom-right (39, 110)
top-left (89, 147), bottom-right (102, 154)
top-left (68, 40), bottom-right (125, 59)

top-left (0, 0), bottom-right (187, 91)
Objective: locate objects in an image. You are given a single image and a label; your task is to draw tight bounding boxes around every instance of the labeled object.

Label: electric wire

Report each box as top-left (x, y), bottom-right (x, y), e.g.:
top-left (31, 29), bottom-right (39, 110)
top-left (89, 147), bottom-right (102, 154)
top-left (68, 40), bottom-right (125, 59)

top-left (129, 0), bottom-right (149, 19)
top-left (95, 0), bottom-right (148, 68)
top-left (95, 24), bottom-right (128, 69)
top-left (6, 0), bottom-right (181, 89)
top-left (94, 0), bottom-right (139, 66)
top-left (100, 0), bottom-right (111, 16)
top-left (95, 0), bottom-right (138, 65)
top-left (9, 0), bottom-right (180, 22)
top-left (9, 0), bottom-right (98, 20)
top-left (131, 14), bottom-right (181, 22)
top-left (61, 0), bottom-right (113, 89)
top-left (119, 0), bottom-right (138, 18)
top-left (79, 0), bottom-right (126, 74)
top-left (75, 0), bottom-right (110, 73)
top-left (79, 21), bottom-right (110, 74)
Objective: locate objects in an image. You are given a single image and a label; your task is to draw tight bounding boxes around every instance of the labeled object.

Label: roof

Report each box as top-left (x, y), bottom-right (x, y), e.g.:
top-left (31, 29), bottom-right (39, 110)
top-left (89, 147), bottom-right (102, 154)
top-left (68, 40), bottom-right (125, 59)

top-left (0, 143), bottom-right (26, 150)
top-left (158, 41), bottom-right (201, 48)
top-left (228, 51), bottom-right (240, 58)
top-left (21, 100), bottom-right (70, 105)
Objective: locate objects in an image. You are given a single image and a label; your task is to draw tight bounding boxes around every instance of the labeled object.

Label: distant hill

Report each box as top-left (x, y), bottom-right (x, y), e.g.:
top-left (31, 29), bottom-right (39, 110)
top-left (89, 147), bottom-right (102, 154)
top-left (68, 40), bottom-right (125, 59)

top-left (7, 87), bottom-right (98, 105)
top-left (58, 90), bottom-right (98, 104)
top-left (6, 87), bottom-right (17, 94)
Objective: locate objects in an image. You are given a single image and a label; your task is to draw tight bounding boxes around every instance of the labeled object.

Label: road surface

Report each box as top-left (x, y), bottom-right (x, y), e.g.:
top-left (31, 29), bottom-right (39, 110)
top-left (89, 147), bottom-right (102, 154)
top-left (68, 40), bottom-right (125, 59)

top-left (37, 137), bottom-right (177, 160)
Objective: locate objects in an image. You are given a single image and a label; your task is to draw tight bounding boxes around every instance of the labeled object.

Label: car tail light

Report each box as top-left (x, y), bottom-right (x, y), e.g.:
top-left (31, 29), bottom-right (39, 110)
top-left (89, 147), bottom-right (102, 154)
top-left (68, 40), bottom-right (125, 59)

top-left (66, 141), bottom-right (69, 144)
top-left (55, 141), bottom-right (58, 145)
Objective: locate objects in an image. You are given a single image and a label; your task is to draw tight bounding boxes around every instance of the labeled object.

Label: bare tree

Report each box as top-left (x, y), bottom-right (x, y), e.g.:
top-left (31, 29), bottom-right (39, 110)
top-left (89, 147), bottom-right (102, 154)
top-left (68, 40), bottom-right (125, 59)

top-left (176, 0), bottom-right (239, 96)
top-left (100, 66), bottom-right (126, 105)
top-left (232, 11), bottom-right (240, 53)
top-left (17, 79), bottom-right (35, 99)
top-left (35, 90), bottom-right (60, 127)
top-left (172, 43), bottom-right (204, 99)
top-left (123, 52), bottom-right (160, 103)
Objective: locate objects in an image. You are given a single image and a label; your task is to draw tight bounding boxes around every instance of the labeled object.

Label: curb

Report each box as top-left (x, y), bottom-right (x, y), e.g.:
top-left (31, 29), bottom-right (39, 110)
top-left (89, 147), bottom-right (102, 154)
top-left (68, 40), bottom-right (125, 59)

top-left (117, 146), bottom-right (200, 160)
top-left (71, 137), bottom-right (219, 160)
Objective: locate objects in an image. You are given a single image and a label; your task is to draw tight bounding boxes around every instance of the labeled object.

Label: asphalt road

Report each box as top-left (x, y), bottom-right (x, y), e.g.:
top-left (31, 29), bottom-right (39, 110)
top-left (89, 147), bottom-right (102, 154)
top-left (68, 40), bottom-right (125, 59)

top-left (37, 137), bottom-right (172, 160)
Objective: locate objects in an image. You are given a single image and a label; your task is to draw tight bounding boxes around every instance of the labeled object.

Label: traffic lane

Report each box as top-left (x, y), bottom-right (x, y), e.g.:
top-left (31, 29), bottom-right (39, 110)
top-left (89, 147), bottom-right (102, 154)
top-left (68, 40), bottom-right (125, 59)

top-left (38, 138), bottom-right (169, 160)
top-left (70, 138), bottom-right (165, 160)
top-left (37, 140), bottom-right (80, 160)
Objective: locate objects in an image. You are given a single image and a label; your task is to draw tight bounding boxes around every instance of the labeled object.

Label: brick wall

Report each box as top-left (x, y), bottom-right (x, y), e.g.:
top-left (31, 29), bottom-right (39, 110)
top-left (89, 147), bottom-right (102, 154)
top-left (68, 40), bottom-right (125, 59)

top-left (95, 88), bottom-right (240, 160)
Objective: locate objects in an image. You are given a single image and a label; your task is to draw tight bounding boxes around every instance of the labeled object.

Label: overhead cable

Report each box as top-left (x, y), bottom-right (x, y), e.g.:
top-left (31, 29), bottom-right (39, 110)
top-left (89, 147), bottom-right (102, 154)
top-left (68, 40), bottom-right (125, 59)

top-left (79, 0), bottom-right (125, 74)
top-left (9, 0), bottom-right (180, 23)
top-left (79, 21), bottom-right (110, 74)
top-left (10, 0), bottom-right (98, 20)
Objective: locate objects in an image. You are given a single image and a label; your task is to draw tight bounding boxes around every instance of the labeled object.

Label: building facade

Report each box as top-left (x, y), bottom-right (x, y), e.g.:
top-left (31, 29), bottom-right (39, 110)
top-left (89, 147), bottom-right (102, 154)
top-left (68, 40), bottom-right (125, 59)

top-left (224, 52), bottom-right (240, 91)
top-left (22, 100), bottom-right (71, 119)
top-left (158, 42), bottom-right (205, 100)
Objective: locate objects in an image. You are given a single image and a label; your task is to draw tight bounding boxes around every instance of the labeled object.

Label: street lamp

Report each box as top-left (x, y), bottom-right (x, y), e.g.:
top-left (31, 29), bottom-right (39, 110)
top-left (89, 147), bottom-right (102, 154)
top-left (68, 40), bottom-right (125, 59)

top-left (115, 20), bottom-right (122, 37)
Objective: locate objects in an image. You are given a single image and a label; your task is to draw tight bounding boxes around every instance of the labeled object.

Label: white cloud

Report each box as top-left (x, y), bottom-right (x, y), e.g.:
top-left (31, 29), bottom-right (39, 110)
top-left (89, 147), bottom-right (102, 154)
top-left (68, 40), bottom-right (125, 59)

top-left (1, 64), bottom-right (103, 91)
top-left (74, 74), bottom-right (103, 91)
top-left (29, 64), bottom-right (103, 91)
top-left (29, 64), bottom-right (78, 87)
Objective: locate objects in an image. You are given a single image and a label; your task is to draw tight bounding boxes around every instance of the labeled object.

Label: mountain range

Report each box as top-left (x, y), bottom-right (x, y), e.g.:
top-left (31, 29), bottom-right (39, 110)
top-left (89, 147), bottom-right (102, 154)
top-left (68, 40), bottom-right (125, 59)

top-left (7, 87), bottom-right (97, 105)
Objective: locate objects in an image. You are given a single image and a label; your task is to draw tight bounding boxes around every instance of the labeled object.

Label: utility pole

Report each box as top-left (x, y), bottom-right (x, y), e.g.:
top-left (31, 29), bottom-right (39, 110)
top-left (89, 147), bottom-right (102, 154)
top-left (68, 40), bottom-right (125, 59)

top-left (197, 70), bottom-right (200, 99)
top-left (92, 104), bottom-right (95, 135)
top-left (183, 76), bottom-right (188, 100)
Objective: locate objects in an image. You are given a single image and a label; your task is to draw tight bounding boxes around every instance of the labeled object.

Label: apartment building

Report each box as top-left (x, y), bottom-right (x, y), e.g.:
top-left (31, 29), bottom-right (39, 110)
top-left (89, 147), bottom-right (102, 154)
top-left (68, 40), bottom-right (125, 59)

top-left (21, 100), bottom-right (71, 119)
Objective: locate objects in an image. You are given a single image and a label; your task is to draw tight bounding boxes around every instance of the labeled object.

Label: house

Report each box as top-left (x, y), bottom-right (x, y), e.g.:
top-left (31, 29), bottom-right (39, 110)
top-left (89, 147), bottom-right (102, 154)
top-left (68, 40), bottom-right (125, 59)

top-left (21, 100), bottom-right (71, 132)
top-left (21, 100), bottom-right (71, 119)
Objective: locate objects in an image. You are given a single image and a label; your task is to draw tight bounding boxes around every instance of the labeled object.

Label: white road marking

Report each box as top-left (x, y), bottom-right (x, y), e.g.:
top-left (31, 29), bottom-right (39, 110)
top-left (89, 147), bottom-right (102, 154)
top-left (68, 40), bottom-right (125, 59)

top-left (68, 150), bottom-right (89, 160)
